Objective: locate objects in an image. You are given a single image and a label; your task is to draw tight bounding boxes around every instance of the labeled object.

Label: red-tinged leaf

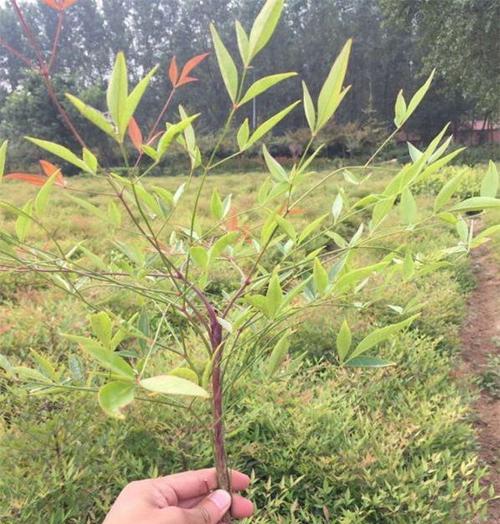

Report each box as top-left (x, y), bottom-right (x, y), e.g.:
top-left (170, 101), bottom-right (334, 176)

top-left (39, 160), bottom-right (65, 186)
top-left (176, 76), bottom-right (199, 87)
top-left (4, 173), bottom-right (49, 186)
top-left (168, 56), bottom-right (179, 87)
top-left (288, 208), bottom-right (305, 216)
top-left (4, 172), bottom-right (64, 187)
top-left (179, 53), bottom-right (209, 82)
top-left (42, 0), bottom-right (78, 11)
top-left (0, 325), bottom-right (12, 335)
top-left (226, 212), bottom-right (239, 232)
top-left (128, 117), bottom-right (143, 152)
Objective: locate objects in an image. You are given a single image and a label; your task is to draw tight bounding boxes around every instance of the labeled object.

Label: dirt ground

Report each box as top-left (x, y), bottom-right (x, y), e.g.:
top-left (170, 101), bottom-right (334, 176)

top-left (459, 242), bottom-right (500, 522)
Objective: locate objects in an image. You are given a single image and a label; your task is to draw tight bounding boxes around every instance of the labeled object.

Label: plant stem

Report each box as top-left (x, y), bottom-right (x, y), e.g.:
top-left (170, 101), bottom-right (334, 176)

top-left (210, 317), bottom-right (232, 523)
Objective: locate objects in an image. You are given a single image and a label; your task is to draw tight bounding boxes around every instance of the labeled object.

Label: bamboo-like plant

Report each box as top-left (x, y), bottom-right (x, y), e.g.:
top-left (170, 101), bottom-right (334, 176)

top-left (1, 1), bottom-right (499, 522)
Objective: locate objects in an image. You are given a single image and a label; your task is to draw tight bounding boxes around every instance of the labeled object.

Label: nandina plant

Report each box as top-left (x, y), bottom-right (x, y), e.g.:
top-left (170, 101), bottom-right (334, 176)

top-left (0, 1), bottom-right (499, 521)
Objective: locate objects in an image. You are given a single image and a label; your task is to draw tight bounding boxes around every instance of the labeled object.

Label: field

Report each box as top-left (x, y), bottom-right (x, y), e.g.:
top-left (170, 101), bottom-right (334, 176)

top-left (0, 162), bottom-right (498, 523)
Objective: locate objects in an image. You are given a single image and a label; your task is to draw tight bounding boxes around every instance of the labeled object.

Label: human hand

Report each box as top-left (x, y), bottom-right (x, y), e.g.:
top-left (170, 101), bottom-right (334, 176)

top-left (102, 468), bottom-right (254, 524)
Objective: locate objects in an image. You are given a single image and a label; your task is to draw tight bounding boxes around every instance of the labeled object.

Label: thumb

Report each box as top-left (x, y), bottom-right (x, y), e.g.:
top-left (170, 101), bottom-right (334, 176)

top-left (185, 489), bottom-right (232, 524)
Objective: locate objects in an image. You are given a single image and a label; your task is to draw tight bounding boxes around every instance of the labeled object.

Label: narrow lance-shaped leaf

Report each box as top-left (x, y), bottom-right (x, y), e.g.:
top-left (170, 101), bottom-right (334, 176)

top-left (313, 258), bottom-right (329, 294)
top-left (336, 320), bottom-right (351, 363)
top-left (237, 119), bottom-right (250, 150)
top-left (394, 90), bottom-right (407, 127)
top-left (266, 271), bottom-right (283, 318)
top-left (65, 94), bottom-right (115, 138)
top-left (302, 82), bottom-right (316, 132)
top-left (26, 137), bottom-right (92, 173)
top-left (451, 197), bottom-right (500, 212)
top-left (35, 173), bottom-right (59, 215)
top-left (248, 0), bottom-right (284, 61)
top-left (480, 161), bottom-right (498, 198)
top-left (140, 375), bottom-right (209, 398)
top-left (235, 20), bottom-right (249, 64)
top-left (247, 101), bottom-right (300, 146)
top-left (400, 188), bottom-right (417, 225)
top-left (348, 315), bottom-right (418, 360)
top-left (16, 200), bottom-right (33, 242)
top-left (239, 72), bottom-right (297, 106)
top-left (210, 24), bottom-right (238, 103)
top-left (0, 140), bottom-right (8, 183)
top-left (317, 39), bottom-right (352, 130)
top-left (433, 171), bottom-right (467, 211)
top-left (107, 52), bottom-right (129, 139)
top-left (266, 332), bottom-right (290, 376)
top-left (124, 65), bottom-right (158, 138)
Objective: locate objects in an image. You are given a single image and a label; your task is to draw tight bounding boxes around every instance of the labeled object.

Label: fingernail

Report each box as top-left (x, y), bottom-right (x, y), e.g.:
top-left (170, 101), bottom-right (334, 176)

top-left (209, 489), bottom-right (231, 511)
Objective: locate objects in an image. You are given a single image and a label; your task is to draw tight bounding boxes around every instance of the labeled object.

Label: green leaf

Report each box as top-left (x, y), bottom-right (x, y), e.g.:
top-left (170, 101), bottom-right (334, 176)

top-left (313, 257), bottom-right (329, 294)
top-left (239, 73), bottom-right (297, 106)
top-left (90, 312), bottom-right (113, 348)
top-left (331, 193), bottom-right (343, 222)
top-left (98, 381), bottom-right (135, 419)
top-left (266, 271), bottom-right (283, 318)
top-left (394, 90), bottom-right (407, 127)
top-left (66, 94), bottom-right (115, 138)
top-left (30, 349), bottom-right (59, 381)
top-left (67, 194), bottom-right (107, 220)
top-left (471, 224), bottom-right (500, 248)
top-left (157, 115), bottom-right (199, 159)
top-left (210, 189), bottom-right (224, 220)
top-left (16, 200), bottom-right (33, 241)
top-left (0, 140), bottom-right (8, 183)
top-left (407, 142), bottom-right (422, 163)
top-left (190, 246), bottom-right (209, 269)
top-left (266, 332), bottom-right (290, 376)
top-left (83, 148), bottom-right (98, 173)
top-left (247, 101), bottom-right (300, 147)
top-left (237, 119), bottom-right (250, 150)
top-left (451, 197), bottom-right (500, 212)
top-left (349, 315), bottom-right (418, 360)
top-left (336, 320), bottom-right (352, 363)
top-left (298, 213), bottom-right (328, 244)
top-left (63, 334), bottom-right (134, 380)
top-left (276, 215), bottom-right (296, 242)
top-left (107, 52), bottom-right (129, 139)
top-left (317, 39), bottom-right (352, 129)
top-left (434, 170), bottom-right (467, 211)
top-left (125, 65), bottom-right (158, 139)
top-left (35, 173), bottom-right (58, 215)
top-left (26, 137), bottom-right (91, 173)
top-left (262, 145), bottom-right (287, 181)
top-left (248, 0), bottom-right (284, 60)
top-left (169, 367), bottom-right (199, 384)
top-left (210, 24), bottom-right (239, 103)
top-left (107, 201), bottom-right (122, 227)
top-left (344, 357), bottom-right (395, 368)
top-left (140, 375), bottom-right (209, 398)
top-left (210, 231), bottom-right (239, 259)
top-left (235, 20), bottom-right (250, 64)
top-left (400, 188), bottom-right (417, 225)
top-left (302, 82), bottom-right (316, 133)
top-left (406, 69), bottom-right (435, 117)
top-left (13, 366), bottom-right (53, 384)
top-left (480, 161), bottom-right (498, 198)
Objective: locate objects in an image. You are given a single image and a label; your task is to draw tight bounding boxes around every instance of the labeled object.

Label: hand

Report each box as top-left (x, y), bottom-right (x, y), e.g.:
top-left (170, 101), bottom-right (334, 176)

top-left (103, 468), bottom-right (254, 524)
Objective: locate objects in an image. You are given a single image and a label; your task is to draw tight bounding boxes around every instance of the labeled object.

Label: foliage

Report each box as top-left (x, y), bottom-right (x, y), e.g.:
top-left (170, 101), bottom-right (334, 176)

top-left (0, 1), bottom-right (499, 522)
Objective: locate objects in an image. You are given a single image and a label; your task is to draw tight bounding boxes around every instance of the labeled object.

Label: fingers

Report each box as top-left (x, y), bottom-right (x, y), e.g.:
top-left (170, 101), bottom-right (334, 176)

top-left (184, 489), bottom-right (231, 524)
top-left (155, 468), bottom-right (250, 502)
top-left (179, 494), bottom-right (254, 518)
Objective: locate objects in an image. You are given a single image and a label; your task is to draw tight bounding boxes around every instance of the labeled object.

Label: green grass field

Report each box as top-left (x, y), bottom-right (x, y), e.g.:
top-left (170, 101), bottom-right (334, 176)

top-left (0, 162), bottom-right (497, 523)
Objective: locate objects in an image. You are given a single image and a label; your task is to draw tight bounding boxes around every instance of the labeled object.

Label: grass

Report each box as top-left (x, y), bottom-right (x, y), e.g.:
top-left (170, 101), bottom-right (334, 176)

top-left (0, 161), bottom-right (498, 523)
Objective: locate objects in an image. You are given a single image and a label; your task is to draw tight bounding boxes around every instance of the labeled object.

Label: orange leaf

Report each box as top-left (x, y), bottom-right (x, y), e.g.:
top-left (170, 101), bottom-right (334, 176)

top-left (5, 172), bottom-right (65, 187)
top-left (39, 160), bottom-right (65, 186)
top-left (168, 56), bottom-right (179, 87)
top-left (128, 117), bottom-right (143, 152)
top-left (176, 76), bottom-right (199, 87)
top-left (42, 0), bottom-right (78, 11)
top-left (4, 173), bottom-right (50, 186)
top-left (179, 53), bottom-right (209, 81)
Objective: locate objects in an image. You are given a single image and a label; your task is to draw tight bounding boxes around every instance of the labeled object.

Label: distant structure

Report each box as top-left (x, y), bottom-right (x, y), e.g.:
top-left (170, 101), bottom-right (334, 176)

top-left (396, 119), bottom-right (500, 146)
top-left (455, 120), bottom-right (500, 145)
